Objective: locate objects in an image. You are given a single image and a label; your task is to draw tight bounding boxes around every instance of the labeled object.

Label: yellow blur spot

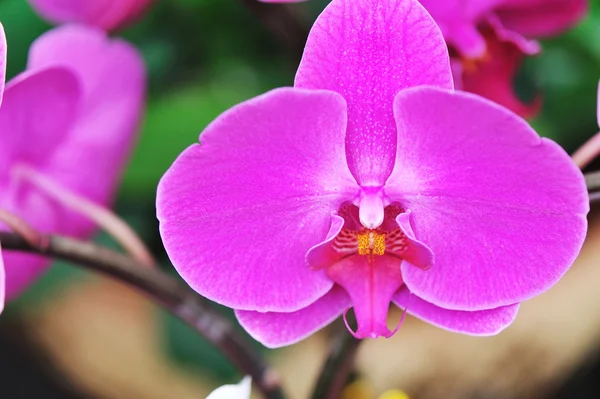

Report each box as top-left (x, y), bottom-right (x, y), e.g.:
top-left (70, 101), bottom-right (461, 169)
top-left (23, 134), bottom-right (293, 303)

top-left (357, 230), bottom-right (386, 256)
top-left (378, 390), bottom-right (410, 399)
top-left (341, 380), bottom-right (374, 399)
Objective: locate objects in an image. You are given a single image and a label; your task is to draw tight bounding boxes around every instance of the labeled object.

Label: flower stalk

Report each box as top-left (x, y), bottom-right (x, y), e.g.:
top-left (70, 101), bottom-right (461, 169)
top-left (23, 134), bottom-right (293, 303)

top-left (585, 170), bottom-right (600, 195)
top-left (0, 231), bottom-right (286, 399)
top-left (573, 131), bottom-right (600, 169)
top-left (311, 327), bottom-right (361, 399)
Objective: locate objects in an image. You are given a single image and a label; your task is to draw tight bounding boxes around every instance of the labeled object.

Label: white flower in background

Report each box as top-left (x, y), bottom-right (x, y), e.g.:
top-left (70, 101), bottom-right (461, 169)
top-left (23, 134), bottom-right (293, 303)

top-left (206, 376), bottom-right (251, 399)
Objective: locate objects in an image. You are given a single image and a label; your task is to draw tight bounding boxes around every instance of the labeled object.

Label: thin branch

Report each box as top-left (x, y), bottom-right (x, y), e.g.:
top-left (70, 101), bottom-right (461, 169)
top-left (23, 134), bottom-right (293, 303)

top-left (0, 232), bottom-right (286, 399)
top-left (311, 327), bottom-right (361, 399)
top-left (14, 165), bottom-right (156, 267)
top-left (573, 131), bottom-right (600, 169)
top-left (586, 170), bottom-right (600, 197)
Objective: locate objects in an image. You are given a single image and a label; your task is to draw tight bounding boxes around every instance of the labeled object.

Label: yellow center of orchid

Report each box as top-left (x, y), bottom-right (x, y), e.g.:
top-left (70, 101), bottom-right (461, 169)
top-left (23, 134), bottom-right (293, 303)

top-left (357, 230), bottom-right (386, 256)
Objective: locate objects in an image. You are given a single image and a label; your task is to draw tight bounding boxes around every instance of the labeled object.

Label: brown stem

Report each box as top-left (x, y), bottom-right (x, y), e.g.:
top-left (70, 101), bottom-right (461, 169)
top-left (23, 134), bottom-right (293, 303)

top-left (311, 327), bottom-right (361, 399)
top-left (0, 232), bottom-right (286, 399)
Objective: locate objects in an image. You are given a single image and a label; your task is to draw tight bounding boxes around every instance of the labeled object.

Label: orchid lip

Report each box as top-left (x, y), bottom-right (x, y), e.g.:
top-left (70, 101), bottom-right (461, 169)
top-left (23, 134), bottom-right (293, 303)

top-left (304, 201), bottom-right (435, 340)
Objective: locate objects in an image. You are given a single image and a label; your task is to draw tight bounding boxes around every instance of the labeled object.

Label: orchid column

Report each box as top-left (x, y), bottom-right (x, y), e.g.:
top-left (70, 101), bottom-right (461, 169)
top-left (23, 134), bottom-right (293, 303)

top-left (157, 0), bottom-right (588, 348)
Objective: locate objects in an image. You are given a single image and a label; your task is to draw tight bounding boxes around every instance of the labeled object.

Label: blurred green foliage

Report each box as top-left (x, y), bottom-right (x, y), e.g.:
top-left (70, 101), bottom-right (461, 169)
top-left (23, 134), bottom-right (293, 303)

top-left (1, 0), bottom-right (599, 384)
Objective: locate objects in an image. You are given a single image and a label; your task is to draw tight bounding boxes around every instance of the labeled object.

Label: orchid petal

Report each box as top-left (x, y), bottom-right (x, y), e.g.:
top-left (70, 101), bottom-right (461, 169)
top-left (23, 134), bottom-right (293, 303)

top-left (0, 67), bottom-right (80, 179)
top-left (393, 288), bottom-right (519, 335)
top-left (3, 253), bottom-right (50, 300)
top-left (28, 25), bottom-right (145, 236)
top-left (206, 376), bottom-right (251, 399)
top-left (295, 0), bottom-right (452, 186)
top-left (235, 286), bottom-right (351, 348)
top-left (305, 213), bottom-right (346, 271)
top-left (0, 23), bottom-right (6, 106)
top-left (327, 255), bottom-right (403, 339)
top-left (394, 210), bottom-right (434, 270)
top-left (157, 88), bottom-right (358, 312)
top-left (387, 86), bottom-right (588, 311)
top-left (27, 0), bottom-right (152, 31)
top-left (495, 0), bottom-right (587, 39)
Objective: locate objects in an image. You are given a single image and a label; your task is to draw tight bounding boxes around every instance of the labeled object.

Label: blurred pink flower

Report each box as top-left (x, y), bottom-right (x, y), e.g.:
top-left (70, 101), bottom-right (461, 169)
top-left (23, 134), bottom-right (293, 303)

top-left (28, 0), bottom-right (152, 31)
top-left (419, 0), bottom-right (587, 117)
top-left (157, 0), bottom-right (588, 347)
top-left (0, 25), bottom-right (145, 299)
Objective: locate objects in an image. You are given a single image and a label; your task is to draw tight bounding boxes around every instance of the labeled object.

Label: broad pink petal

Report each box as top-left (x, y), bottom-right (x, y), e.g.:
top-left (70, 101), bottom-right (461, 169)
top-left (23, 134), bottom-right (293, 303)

top-left (495, 0), bottom-right (587, 39)
top-left (235, 286), bottom-right (351, 348)
top-left (295, 0), bottom-right (452, 186)
top-left (387, 87), bottom-right (588, 310)
top-left (458, 34), bottom-right (542, 119)
top-left (157, 88), bottom-right (358, 312)
top-left (0, 68), bottom-right (80, 180)
top-left (28, 25), bottom-right (145, 237)
top-left (0, 23), bottom-right (6, 106)
top-left (27, 0), bottom-right (152, 31)
top-left (393, 288), bottom-right (519, 335)
top-left (327, 255), bottom-right (403, 338)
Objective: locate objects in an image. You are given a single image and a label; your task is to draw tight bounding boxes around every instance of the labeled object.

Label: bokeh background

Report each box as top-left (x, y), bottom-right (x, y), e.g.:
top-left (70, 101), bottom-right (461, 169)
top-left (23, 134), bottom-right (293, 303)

top-left (0, 0), bottom-right (599, 398)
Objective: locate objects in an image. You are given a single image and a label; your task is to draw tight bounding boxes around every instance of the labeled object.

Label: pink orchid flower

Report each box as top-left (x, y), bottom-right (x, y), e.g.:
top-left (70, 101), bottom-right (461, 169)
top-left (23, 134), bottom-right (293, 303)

top-left (0, 25), bottom-right (145, 299)
top-left (157, 0), bottom-right (588, 348)
top-left (419, 0), bottom-right (587, 117)
top-left (27, 0), bottom-right (152, 31)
